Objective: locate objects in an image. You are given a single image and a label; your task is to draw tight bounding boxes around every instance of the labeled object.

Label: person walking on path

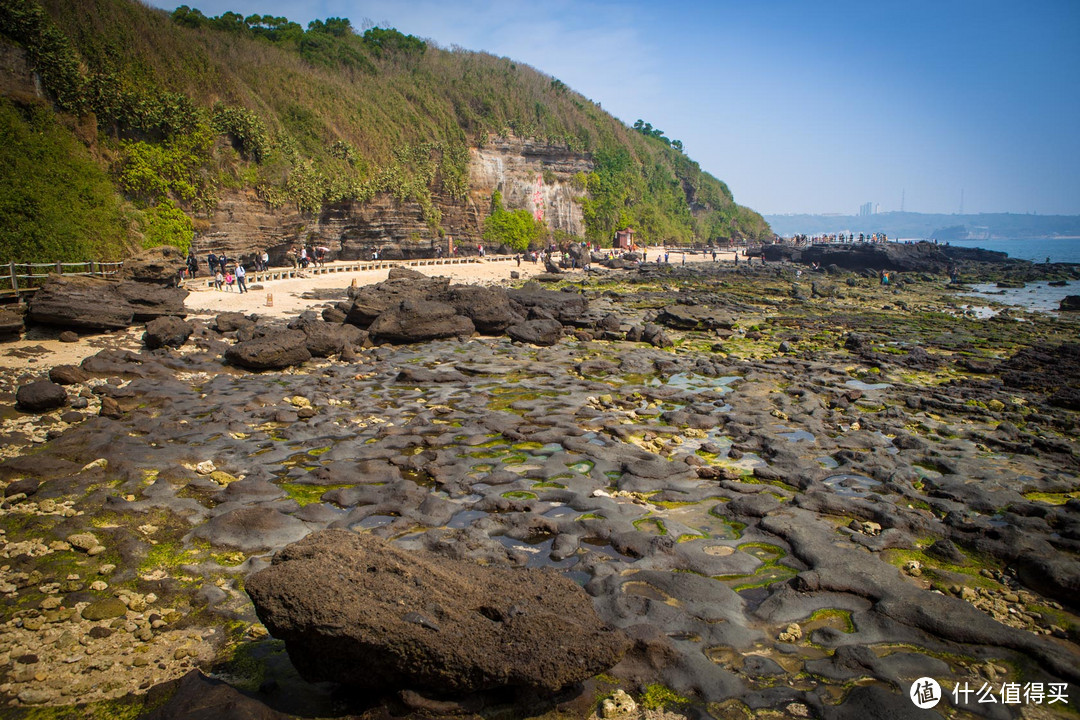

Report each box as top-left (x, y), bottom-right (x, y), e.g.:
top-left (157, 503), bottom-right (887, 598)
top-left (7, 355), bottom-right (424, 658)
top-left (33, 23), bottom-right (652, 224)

top-left (207, 252), bottom-right (218, 277)
top-left (235, 263), bottom-right (248, 293)
top-left (214, 269), bottom-right (224, 291)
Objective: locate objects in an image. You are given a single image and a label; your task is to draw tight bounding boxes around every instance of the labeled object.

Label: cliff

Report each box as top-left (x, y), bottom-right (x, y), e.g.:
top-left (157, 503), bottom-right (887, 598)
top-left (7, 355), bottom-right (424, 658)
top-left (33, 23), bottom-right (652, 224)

top-left (0, 0), bottom-right (769, 264)
top-left (196, 136), bottom-right (591, 261)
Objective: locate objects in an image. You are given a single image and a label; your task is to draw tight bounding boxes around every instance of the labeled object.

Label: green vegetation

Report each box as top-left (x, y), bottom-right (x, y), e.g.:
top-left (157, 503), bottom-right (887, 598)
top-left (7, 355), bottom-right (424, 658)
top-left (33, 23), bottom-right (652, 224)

top-left (0, 97), bottom-right (128, 261)
top-left (639, 683), bottom-right (690, 710)
top-left (482, 190), bottom-right (545, 251)
top-left (0, 0), bottom-right (768, 262)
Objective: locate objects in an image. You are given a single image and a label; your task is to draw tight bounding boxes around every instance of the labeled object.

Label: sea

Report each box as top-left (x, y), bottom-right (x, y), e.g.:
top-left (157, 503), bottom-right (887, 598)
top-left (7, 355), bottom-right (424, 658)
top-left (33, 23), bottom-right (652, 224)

top-left (940, 237), bottom-right (1080, 264)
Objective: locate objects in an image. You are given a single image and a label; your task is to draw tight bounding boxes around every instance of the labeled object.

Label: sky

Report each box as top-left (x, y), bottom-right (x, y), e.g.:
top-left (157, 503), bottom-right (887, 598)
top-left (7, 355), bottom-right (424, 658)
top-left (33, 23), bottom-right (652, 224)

top-left (144, 0), bottom-right (1080, 216)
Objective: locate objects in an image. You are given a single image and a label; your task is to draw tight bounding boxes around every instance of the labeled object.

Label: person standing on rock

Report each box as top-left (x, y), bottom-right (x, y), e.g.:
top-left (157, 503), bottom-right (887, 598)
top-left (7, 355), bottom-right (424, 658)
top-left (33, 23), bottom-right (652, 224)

top-left (208, 252), bottom-right (218, 277)
top-left (236, 263), bottom-right (248, 293)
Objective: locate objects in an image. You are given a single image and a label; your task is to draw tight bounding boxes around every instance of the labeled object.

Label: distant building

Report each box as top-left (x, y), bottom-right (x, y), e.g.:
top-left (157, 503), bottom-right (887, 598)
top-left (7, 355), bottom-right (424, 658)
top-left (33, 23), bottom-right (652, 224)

top-left (859, 202), bottom-right (874, 217)
top-left (614, 227), bottom-right (635, 250)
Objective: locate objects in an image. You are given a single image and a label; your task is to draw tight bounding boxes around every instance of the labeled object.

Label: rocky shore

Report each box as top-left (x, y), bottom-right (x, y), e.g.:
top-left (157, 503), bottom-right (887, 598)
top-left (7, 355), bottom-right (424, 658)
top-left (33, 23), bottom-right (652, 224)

top-left (0, 246), bottom-right (1077, 719)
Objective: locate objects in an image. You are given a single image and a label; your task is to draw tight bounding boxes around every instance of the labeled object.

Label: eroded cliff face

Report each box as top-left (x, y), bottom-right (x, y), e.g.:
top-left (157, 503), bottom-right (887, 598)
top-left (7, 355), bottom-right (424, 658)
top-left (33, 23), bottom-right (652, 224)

top-left (193, 136), bottom-right (591, 263)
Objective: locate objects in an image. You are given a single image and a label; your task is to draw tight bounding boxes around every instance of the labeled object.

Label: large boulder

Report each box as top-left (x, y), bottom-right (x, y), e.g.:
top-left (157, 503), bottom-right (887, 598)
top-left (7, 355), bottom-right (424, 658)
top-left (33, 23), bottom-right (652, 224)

top-left (116, 282), bottom-right (188, 320)
top-left (287, 315), bottom-right (368, 357)
top-left (507, 283), bottom-right (587, 324)
top-left (16, 380), bottom-right (68, 412)
top-left (119, 245), bottom-right (186, 285)
top-left (143, 316), bottom-right (194, 350)
top-left (367, 299), bottom-right (474, 343)
top-left (245, 529), bottom-right (629, 696)
top-left (225, 329), bottom-right (311, 370)
top-left (506, 318), bottom-right (564, 346)
top-left (27, 275), bottom-right (133, 330)
top-left (445, 285), bottom-right (522, 334)
top-left (345, 275), bottom-right (450, 328)
top-left (1060, 295), bottom-right (1080, 311)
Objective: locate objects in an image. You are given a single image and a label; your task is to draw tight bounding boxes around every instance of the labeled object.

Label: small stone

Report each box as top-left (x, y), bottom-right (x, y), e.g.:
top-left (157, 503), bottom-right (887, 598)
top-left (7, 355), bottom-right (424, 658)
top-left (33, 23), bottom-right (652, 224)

top-left (209, 470), bottom-right (239, 486)
top-left (88, 626), bottom-right (113, 639)
top-left (66, 533), bottom-right (99, 553)
top-left (903, 560), bottom-right (922, 577)
top-left (195, 460), bottom-right (216, 475)
top-left (80, 458), bottom-right (108, 472)
top-left (960, 586), bottom-right (978, 601)
top-left (39, 499), bottom-right (57, 513)
top-left (98, 564), bottom-right (116, 575)
top-left (89, 580), bottom-right (108, 592)
top-left (22, 617), bottom-right (44, 631)
top-left (40, 597), bottom-right (61, 611)
top-left (601, 689), bottom-right (637, 717)
top-left (17, 688), bottom-right (53, 705)
top-left (778, 623), bottom-right (802, 643)
top-left (81, 598), bottom-right (127, 621)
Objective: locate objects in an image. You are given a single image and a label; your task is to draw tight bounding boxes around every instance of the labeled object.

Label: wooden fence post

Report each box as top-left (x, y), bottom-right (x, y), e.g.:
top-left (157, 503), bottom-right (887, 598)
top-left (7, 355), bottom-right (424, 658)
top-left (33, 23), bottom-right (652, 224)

top-left (8, 262), bottom-right (17, 302)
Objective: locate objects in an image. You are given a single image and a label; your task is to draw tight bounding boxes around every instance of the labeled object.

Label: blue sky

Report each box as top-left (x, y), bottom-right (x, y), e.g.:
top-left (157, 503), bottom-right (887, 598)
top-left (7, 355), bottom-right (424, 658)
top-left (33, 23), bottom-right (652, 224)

top-left (145, 0), bottom-right (1080, 216)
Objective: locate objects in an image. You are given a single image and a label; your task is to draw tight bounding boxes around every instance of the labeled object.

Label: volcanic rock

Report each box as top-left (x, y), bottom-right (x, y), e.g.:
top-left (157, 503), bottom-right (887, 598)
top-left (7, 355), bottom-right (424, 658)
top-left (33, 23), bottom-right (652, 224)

top-left (119, 245), bottom-right (186, 285)
top-left (506, 318), bottom-right (563, 346)
top-left (16, 380), bottom-right (68, 412)
top-left (367, 299), bottom-right (474, 343)
top-left (0, 309), bottom-right (24, 338)
top-left (445, 285), bottom-right (522, 334)
top-left (116, 282), bottom-right (188, 320)
top-left (225, 330), bottom-right (312, 370)
top-left (27, 275), bottom-right (133, 330)
top-left (143, 316), bottom-right (194, 350)
top-left (245, 529), bottom-right (629, 696)
top-left (507, 283), bottom-right (587, 324)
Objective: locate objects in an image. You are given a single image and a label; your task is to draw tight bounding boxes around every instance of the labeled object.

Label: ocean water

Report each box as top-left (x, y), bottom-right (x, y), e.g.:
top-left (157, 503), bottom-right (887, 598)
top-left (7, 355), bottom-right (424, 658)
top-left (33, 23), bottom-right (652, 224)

top-left (946, 237), bottom-right (1080, 263)
top-left (960, 280), bottom-right (1077, 315)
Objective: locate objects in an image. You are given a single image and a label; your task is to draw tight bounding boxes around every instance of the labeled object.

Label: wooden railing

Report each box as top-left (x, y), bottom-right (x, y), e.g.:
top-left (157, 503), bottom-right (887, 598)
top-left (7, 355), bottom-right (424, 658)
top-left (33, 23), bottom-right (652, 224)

top-left (1, 260), bottom-right (124, 302)
top-left (204, 255), bottom-right (516, 288)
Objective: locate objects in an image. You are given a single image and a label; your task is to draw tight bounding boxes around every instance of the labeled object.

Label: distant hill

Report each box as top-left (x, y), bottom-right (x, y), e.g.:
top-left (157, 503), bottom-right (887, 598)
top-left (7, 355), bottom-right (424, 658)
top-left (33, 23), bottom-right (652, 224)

top-left (0, 0), bottom-right (769, 262)
top-left (765, 212), bottom-right (1080, 240)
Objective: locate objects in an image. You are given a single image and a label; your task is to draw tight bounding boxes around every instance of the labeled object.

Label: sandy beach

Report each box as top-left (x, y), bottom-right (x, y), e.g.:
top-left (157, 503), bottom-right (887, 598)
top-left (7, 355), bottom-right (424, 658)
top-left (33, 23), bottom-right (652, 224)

top-left (0, 247), bottom-right (736, 373)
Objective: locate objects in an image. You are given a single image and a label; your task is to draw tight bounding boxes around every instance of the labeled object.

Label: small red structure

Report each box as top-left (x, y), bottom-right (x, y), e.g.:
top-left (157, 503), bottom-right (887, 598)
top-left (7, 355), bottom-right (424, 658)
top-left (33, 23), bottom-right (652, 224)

top-left (613, 227), bottom-right (635, 250)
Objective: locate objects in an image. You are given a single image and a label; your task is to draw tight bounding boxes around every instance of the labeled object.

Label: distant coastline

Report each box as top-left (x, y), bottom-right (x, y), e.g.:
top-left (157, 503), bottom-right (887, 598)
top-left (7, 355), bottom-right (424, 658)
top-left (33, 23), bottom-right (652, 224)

top-left (764, 211), bottom-right (1080, 242)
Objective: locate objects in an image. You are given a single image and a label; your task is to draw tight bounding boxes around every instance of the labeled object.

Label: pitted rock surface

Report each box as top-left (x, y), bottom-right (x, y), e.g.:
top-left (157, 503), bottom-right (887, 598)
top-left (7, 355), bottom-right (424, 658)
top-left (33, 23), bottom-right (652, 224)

top-left (246, 528), bottom-right (629, 696)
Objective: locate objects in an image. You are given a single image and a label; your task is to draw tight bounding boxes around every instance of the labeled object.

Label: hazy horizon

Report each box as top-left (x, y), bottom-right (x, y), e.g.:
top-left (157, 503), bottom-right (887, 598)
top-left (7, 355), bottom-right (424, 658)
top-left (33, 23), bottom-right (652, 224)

top-left (145, 0), bottom-right (1080, 218)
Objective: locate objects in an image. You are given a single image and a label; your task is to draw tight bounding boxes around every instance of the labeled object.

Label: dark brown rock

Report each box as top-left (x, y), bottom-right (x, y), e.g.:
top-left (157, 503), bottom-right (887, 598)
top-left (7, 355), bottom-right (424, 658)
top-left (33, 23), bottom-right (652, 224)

top-left (245, 529), bottom-right (629, 696)
top-left (445, 285), bottom-right (522, 334)
top-left (225, 330), bottom-right (311, 370)
top-left (48, 364), bottom-right (89, 385)
top-left (507, 283), bottom-right (587, 323)
top-left (143, 670), bottom-right (291, 720)
top-left (16, 380), bottom-right (68, 412)
top-left (27, 275), bottom-right (133, 331)
top-left (119, 245), bottom-right (186, 285)
top-left (143, 316), bottom-right (194, 350)
top-left (116, 282), bottom-right (188, 320)
top-left (368, 299), bottom-right (474, 343)
top-left (0, 309), bottom-right (24, 338)
top-left (506, 318), bottom-right (563, 346)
